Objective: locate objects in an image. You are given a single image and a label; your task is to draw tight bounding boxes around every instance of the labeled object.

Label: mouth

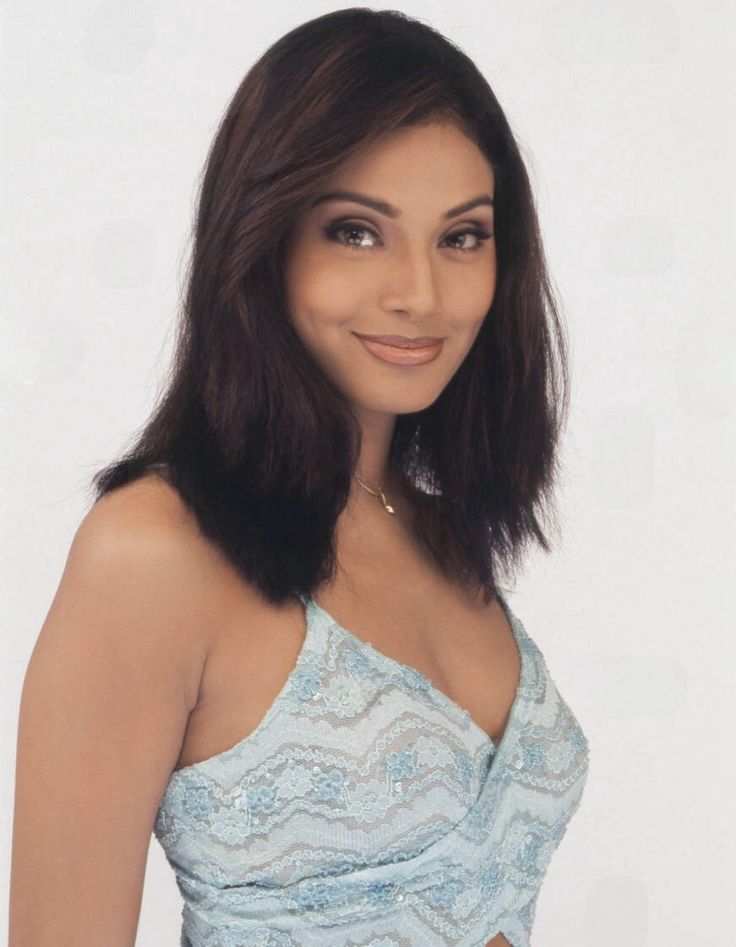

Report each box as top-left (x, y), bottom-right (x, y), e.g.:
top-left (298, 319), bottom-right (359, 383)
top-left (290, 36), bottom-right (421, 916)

top-left (353, 332), bottom-right (444, 366)
top-left (353, 332), bottom-right (445, 349)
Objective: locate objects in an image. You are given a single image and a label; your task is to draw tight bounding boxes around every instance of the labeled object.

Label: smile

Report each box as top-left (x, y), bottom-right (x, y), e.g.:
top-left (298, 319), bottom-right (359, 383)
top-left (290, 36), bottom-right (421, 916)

top-left (354, 334), bottom-right (444, 366)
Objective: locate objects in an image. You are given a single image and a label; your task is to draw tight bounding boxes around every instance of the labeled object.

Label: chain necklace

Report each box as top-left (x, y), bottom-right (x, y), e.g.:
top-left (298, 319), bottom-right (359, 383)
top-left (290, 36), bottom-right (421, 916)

top-left (352, 473), bottom-right (396, 515)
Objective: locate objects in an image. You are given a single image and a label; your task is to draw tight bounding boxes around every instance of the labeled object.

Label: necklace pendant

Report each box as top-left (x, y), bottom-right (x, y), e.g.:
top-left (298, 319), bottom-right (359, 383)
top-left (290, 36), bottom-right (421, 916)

top-left (354, 474), bottom-right (397, 514)
top-left (377, 489), bottom-right (395, 515)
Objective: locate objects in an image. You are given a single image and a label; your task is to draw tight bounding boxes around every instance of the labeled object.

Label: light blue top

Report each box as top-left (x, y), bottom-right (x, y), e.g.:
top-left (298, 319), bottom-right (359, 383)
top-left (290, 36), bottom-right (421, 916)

top-left (154, 593), bottom-right (590, 947)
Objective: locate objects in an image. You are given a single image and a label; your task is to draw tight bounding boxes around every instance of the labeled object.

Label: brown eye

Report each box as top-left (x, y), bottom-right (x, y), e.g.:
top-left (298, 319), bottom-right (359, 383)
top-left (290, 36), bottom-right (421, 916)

top-left (323, 221), bottom-right (380, 249)
top-left (443, 227), bottom-right (493, 252)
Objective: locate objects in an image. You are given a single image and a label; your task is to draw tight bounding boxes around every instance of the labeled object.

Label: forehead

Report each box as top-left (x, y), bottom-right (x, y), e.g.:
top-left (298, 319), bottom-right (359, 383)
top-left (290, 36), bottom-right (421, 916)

top-left (323, 122), bottom-right (494, 199)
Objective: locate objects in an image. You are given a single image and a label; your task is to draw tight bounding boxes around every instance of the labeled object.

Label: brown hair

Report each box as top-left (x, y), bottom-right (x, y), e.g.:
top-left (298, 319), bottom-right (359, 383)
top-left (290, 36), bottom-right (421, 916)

top-left (89, 8), bottom-right (570, 606)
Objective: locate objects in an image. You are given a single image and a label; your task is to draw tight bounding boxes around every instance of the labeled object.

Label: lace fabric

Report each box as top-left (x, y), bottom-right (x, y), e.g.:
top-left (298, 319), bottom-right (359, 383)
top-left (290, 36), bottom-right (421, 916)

top-left (153, 594), bottom-right (590, 947)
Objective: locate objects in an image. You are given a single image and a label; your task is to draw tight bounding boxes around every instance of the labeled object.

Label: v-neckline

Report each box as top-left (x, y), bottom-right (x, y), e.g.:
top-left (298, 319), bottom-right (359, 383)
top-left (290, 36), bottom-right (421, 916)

top-left (304, 593), bottom-right (528, 763)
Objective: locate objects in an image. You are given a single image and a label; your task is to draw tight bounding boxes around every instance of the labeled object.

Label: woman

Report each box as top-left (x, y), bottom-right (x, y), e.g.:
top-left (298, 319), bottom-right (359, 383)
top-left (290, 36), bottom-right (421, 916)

top-left (9, 9), bottom-right (589, 947)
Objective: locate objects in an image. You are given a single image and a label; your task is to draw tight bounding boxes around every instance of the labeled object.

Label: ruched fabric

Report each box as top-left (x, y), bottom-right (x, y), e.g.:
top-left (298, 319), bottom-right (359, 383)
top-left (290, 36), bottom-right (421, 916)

top-left (153, 594), bottom-right (590, 946)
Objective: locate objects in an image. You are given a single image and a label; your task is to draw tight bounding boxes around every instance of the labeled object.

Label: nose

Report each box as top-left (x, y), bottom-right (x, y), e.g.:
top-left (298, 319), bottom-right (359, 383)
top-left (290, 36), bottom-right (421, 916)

top-left (377, 241), bottom-right (439, 318)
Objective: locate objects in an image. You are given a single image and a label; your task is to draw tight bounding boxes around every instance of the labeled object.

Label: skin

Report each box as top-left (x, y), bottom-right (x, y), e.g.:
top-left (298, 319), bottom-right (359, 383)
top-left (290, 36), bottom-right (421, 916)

top-left (282, 121), bottom-right (510, 947)
top-left (282, 120), bottom-right (497, 504)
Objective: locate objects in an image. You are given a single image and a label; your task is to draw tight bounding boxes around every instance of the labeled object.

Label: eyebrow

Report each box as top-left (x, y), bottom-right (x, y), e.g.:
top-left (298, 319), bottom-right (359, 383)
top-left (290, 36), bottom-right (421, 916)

top-left (309, 190), bottom-right (494, 220)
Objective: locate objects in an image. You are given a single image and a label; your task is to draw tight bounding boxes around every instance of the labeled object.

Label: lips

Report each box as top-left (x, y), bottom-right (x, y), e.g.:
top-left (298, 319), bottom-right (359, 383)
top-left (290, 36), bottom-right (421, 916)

top-left (355, 334), bottom-right (444, 366)
top-left (353, 333), bottom-right (444, 349)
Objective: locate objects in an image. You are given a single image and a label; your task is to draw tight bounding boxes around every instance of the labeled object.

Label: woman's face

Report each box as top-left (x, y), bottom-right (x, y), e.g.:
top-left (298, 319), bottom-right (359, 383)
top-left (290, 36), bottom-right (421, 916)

top-left (282, 121), bottom-right (496, 418)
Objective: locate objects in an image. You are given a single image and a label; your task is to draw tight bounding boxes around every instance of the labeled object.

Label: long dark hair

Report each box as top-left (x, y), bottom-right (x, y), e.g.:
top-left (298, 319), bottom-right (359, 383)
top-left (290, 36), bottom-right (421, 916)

top-left (89, 7), bottom-right (570, 607)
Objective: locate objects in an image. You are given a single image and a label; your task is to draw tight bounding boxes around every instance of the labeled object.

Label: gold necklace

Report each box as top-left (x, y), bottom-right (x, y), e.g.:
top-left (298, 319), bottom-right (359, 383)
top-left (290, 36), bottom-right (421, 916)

top-left (353, 473), bottom-right (396, 515)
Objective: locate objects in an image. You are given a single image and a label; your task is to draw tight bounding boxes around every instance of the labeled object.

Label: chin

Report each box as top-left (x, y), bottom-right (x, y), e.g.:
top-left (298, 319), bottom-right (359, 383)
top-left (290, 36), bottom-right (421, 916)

top-left (357, 392), bottom-right (441, 415)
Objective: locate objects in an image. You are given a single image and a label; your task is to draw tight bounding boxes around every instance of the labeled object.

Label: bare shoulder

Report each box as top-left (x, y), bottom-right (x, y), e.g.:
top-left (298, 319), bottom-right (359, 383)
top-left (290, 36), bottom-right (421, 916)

top-left (9, 470), bottom-right (241, 945)
top-left (77, 471), bottom-right (239, 708)
top-left (86, 469), bottom-right (199, 539)
top-left (81, 472), bottom-right (306, 774)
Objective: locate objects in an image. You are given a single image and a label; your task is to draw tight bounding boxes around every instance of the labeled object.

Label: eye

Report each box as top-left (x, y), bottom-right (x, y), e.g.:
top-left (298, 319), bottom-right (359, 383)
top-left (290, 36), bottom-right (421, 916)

top-left (322, 219), bottom-right (494, 253)
top-left (443, 227), bottom-right (494, 252)
top-left (322, 220), bottom-right (379, 250)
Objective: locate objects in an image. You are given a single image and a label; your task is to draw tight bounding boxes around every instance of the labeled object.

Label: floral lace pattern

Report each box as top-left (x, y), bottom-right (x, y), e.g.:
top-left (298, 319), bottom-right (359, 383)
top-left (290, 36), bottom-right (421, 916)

top-left (153, 595), bottom-right (590, 947)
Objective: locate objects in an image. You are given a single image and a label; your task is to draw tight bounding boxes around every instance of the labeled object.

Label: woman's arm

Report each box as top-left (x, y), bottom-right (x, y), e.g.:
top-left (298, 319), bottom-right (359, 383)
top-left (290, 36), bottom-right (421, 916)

top-left (8, 496), bottom-right (208, 946)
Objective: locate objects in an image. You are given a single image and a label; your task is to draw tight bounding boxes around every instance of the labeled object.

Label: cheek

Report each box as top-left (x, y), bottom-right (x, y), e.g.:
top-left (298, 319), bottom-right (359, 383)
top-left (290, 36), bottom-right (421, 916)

top-left (289, 294), bottom-right (350, 345)
top-left (285, 288), bottom-right (354, 373)
top-left (453, 253), bottom-right (496, 304)
top-left (286, 252), bottom-right (364, 324)
top-left (452, 270), bottom-right (495, 346)
top-left (448, 268), bottom-right (494, 328)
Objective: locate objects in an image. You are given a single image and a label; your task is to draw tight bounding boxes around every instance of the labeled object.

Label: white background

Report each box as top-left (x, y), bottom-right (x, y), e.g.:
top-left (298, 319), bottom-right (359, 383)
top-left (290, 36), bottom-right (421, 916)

top-left (2, 2), bottom-right (735, 944)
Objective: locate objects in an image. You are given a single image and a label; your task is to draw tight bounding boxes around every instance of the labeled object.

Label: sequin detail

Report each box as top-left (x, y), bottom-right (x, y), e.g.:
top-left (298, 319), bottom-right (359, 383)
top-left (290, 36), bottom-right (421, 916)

top-left (153, 595), bottom-right (590, 947)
